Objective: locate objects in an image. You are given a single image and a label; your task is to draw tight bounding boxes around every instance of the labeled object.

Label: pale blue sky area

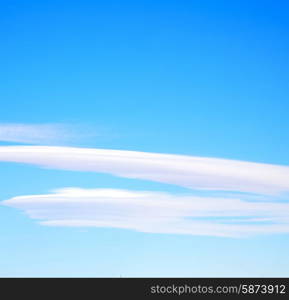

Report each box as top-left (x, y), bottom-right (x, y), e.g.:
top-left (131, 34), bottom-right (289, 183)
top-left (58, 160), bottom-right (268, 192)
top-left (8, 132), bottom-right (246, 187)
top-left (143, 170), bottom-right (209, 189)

top-left (0, 0), bottom-right (289, 277)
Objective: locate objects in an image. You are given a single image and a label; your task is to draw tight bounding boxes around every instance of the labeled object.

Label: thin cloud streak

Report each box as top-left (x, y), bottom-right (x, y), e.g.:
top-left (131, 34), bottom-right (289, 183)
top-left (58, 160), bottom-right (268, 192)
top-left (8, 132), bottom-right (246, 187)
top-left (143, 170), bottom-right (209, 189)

top-left (3, 188), bottom-right (289, 237)
top-left (0, 146), bottom-right (289, 195)
top-left (0, 123), bottom-right (96, 145)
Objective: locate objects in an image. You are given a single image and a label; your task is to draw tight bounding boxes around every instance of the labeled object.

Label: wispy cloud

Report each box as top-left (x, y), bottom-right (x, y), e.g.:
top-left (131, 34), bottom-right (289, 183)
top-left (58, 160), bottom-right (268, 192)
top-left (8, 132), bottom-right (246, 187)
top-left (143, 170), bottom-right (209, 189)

top-left (1, 145), bottom-right (289, 237)
top-left (0, 123), bottom-right (95, 145)
top-left (0, 146), bottom-right (289, 195)
top-left (3, 188), bottom-right (289, 237)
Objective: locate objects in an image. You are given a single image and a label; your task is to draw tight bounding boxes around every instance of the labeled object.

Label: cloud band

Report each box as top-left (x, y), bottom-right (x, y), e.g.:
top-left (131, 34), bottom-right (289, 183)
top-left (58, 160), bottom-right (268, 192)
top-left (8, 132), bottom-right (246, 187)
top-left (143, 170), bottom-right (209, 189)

top-left (3, 188), bottom-right (289, 237)
top-left (0, 146), bottom-right (289, 195)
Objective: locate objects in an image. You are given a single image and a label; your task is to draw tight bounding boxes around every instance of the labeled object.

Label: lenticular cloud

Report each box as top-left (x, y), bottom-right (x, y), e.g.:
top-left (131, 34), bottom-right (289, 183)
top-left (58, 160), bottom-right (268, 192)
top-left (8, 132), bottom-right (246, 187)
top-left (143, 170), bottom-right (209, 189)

top-left (3, 188), bottom-right (289, 237)
top-left (0, 146), bottom-right (289, 195)
top-left (1, 145), bottom-right (289, 237)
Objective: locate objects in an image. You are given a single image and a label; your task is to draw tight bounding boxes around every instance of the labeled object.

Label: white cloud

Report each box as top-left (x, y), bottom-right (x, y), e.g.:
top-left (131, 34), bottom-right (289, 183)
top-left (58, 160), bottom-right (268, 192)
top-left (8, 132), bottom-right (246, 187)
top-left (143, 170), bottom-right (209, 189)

top-left (0, 123), bottom-right (91, 145)
top-left (3, 188), bottom-right (289, 237)
top-left (1, 145), bottom-right (289, 237)
top-left (0, 146), bottom-right (289, 195)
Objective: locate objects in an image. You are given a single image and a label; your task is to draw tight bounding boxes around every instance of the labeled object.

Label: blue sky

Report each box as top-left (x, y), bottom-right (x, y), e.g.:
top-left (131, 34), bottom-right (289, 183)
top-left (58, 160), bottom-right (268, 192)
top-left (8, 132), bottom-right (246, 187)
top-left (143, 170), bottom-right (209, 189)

top-left (0, 0), bottom-right (289, 277)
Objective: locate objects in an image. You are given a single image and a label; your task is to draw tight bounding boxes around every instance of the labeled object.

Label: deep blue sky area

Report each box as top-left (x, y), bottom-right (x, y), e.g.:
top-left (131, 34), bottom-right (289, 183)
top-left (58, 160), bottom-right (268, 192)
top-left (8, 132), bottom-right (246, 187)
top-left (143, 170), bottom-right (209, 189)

top-left (1, 0), bottom-right (289, 162)
top-left (0, 0), bottom-right (289, 277)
